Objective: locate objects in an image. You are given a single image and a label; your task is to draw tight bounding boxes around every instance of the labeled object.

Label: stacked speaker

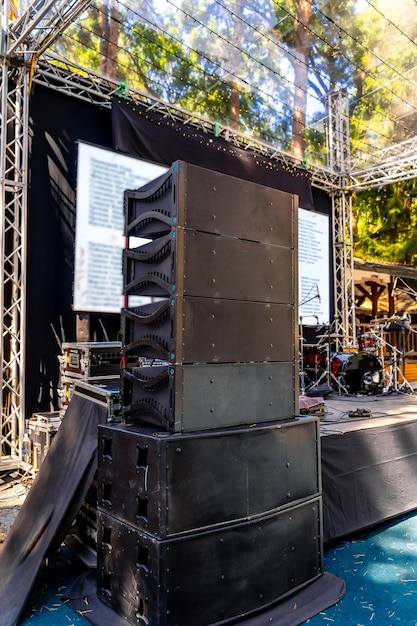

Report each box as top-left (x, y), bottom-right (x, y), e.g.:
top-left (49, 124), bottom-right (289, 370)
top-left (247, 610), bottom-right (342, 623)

top-left (96, 161), bottom-right (323, 626)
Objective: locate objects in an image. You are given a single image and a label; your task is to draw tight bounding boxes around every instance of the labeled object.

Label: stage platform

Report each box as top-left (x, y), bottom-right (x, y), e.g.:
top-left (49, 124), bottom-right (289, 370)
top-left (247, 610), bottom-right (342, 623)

top-left (318, 387), bottom-right (417, 544)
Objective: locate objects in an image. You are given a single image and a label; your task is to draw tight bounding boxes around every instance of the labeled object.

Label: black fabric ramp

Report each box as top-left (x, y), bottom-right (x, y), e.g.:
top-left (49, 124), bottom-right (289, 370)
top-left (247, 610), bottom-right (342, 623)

top-left (65, 570), bottom-right (345, 626)
top-left (0, 394), bottom-right (107, 626)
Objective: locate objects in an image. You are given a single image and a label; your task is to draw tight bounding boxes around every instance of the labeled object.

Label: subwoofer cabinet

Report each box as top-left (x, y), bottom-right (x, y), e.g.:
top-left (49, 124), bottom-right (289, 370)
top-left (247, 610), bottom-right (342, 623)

top-left (97, 497), bottom-right (323, 626)
top-left (97, 418), bottom-right (320, 538)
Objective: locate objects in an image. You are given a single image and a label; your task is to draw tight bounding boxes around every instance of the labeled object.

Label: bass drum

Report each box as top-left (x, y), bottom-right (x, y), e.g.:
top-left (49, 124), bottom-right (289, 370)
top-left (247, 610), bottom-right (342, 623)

top-left (302, 345), bottom-right (326, 386)
top-left (331, 352), bottom-right (383, 395)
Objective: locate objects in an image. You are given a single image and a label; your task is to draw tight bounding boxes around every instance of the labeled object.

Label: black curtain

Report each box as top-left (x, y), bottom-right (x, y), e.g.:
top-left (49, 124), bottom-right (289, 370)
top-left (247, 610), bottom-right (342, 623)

top-left (27, 85), bottom-right (114, 416)
top-left (111, 96), bottom-right (316, 210)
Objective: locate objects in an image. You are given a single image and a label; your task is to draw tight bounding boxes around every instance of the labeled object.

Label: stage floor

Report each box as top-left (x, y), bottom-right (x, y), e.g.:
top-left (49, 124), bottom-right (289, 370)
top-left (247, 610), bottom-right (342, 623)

top-left (320, 386), bottom-right (417, 435)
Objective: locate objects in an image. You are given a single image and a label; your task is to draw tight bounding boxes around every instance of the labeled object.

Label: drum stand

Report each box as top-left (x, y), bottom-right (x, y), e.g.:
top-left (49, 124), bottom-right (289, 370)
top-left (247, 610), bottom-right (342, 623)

top-left (382, 341), bottom-right (414, 394)
top-left (308, 340), bottom-right (350, 395)
top-left (368, 327), bottom-right (413, 395)
top-left (299, 343), bottom-right (307, 396)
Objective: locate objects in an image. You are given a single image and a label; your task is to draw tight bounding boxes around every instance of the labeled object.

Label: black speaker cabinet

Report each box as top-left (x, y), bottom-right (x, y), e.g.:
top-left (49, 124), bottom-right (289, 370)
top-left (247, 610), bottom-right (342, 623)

top-left (121, 361), bottom-right (297, 430)
top-left (122, 298), bottom-right (295, 364)
top-left (124, 160), bottom-right (297, 248)
top-left (97, 418), bottom-right (320, 538)
top-left (97, 497), bottom-right (322, 626)
top-left (123, 230), bottom-right (295, 303)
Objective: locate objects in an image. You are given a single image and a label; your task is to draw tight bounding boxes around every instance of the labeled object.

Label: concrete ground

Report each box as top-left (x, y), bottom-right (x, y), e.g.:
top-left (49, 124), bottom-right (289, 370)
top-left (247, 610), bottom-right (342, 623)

top-left (0, 475), bottom-right (31, 551)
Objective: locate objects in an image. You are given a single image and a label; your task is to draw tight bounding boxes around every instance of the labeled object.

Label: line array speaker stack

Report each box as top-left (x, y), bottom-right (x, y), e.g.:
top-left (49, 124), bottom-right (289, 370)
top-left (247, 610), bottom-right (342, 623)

top-left (96, 161), bottom-right (323, 625)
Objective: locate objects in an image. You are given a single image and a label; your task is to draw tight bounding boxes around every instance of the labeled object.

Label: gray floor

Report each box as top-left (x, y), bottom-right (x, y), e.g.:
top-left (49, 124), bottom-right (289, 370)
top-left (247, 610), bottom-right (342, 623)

top-left (320, 387), bottom-right (417, 435)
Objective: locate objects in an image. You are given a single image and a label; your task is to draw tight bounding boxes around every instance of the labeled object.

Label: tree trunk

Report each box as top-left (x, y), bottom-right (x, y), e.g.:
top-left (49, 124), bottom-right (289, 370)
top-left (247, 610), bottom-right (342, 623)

top-left (291, 0), bottom-right (312, 162)
top-left (100, 0), bottom-right (119, 79)
top-left (228, 0), bottom-right (244, 129)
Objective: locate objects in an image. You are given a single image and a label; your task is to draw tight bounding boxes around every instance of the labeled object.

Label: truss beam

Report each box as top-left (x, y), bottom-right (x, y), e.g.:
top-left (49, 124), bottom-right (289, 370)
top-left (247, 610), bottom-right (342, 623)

top-left (350, 152), bottom-right (417, 190)
top-left (0, 2), bottom-right (29, 465)
top-left (8, 0), bottom-right (92, 57)
top-left (36, 54), bottom-right (417, 193)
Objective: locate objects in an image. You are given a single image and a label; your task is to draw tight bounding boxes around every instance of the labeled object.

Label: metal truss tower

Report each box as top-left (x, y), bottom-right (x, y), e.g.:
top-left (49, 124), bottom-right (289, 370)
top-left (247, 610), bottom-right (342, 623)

top-left (1, 7), bottom-right (417, 467)
top-left (0, 0), bottom-right (91, 468)
top-left (327, 90), bottom-right (356, 349)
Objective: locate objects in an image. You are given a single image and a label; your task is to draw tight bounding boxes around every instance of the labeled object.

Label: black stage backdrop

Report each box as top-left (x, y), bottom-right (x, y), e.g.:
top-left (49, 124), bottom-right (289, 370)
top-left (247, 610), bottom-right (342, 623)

top-left (27, 86), bottom-right (331, 418)
top-left (111, 96), bottom-right (317, 210)
top-left (27, 86), bottom-right (113, 416)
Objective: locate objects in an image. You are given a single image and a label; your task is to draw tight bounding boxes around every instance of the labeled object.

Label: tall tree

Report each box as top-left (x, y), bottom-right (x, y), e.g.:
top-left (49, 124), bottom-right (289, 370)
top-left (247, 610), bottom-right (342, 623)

top-left (292, 0), bottom-right (312, 161)
top-left (100, 0), bottom-right (119, 79)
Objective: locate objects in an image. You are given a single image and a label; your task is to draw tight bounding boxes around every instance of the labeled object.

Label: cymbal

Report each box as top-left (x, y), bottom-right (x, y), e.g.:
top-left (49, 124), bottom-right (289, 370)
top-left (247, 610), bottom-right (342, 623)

top-left (317, 333), bottom-right (346, 339)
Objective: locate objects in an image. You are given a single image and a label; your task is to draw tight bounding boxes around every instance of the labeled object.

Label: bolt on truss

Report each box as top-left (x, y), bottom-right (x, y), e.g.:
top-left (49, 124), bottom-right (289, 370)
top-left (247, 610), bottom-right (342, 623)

top-left (349, 134), bottom-right (417, 190)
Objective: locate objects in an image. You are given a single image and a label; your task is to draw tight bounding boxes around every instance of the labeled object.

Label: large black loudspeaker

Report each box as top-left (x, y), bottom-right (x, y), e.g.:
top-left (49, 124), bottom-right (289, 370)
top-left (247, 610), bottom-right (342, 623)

top-left (98, 162), bottom-right (323, 626)
top-left (97, 498), bottom-right (322, 626)
top-left (121, 299), bottom-right (294, 364)
top-left (121, 361), bottom-right (295, 431)
top-left (123, 230), bottom-right (294, 301)
top-left (97, 418), bottom-right (320, 538)
top-left (124, 161), bottom-right (295, 245)
top-left (121, 161), bottom-right (298, 432)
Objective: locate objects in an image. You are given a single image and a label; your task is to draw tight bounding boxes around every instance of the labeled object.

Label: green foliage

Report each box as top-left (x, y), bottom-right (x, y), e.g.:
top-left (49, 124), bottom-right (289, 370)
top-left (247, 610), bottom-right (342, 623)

top-left (353, 180), bottom-right (417, 265)
top-left (50, 0), bottom-right (417, 266)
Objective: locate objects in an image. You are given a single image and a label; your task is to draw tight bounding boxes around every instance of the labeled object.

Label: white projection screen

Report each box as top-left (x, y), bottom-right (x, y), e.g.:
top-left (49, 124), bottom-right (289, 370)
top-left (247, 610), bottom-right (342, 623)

top-left (74, 142), bottom-right (168, 313)
top-left (298, 207), bottom-right (330, 325)
top-left (74, 143), bottom-right (330, 321)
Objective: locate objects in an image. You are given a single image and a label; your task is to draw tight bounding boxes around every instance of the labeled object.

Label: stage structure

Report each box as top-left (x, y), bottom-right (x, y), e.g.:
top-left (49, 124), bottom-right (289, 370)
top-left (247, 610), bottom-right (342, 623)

top-left (0, 0), bottom-right (92, 469)
top-left (2, 1), bottom-right (417, 467)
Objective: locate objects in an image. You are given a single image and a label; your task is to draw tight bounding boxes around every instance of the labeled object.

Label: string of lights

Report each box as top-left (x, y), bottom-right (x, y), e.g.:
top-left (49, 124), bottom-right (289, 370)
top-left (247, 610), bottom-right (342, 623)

top-left (55, 0), bottom-right (417, 169)
top-left (58, 17), bottom-right (325, 161)
top-left (61, 1), bottom-right (328, 159)
top-left (94, 0), bottom-right (403, 162)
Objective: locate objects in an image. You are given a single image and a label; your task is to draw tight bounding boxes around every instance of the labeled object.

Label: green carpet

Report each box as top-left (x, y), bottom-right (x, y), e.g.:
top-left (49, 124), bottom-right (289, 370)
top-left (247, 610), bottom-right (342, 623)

top-left (17, 509), bottom-right (417, 625)
top-left (305, 511), bottom-right (417, 624)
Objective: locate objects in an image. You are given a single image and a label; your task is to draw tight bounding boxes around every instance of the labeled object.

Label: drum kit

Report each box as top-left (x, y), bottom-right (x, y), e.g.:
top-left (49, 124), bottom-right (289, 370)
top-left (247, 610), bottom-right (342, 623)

top-left (300, 315), bottom-right (414, 396)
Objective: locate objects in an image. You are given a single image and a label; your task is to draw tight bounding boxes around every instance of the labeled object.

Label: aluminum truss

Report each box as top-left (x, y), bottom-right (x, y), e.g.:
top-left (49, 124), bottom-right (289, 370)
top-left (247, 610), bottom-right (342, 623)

top-left (36, 52), bottom-right (343, 192)
top-left (0, 0), bottom-right (91, 469)
top-left (350, 134), bottom-right (417, 190)
top-left (327, 91), bottom-right (356, 348)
